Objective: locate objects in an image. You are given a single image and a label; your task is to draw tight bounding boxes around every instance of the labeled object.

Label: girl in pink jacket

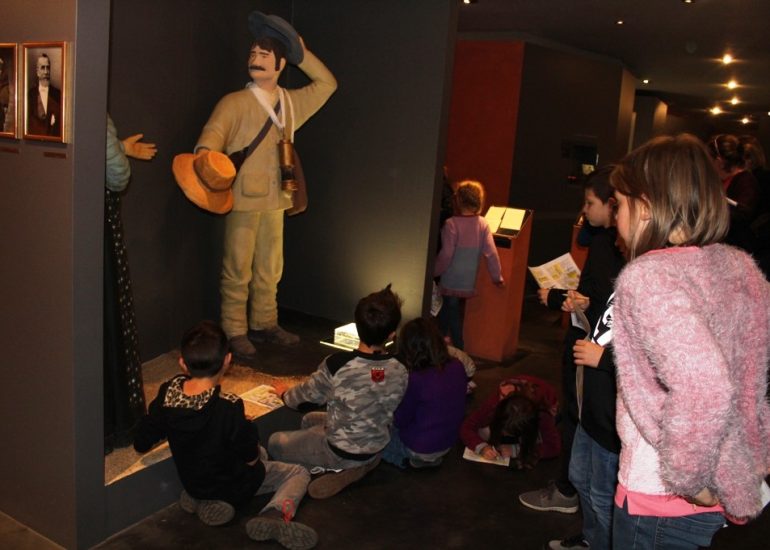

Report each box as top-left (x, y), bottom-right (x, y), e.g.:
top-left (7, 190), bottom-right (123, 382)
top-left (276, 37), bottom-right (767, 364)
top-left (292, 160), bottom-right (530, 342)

top-left (610, 134), bottom-right (770, 549)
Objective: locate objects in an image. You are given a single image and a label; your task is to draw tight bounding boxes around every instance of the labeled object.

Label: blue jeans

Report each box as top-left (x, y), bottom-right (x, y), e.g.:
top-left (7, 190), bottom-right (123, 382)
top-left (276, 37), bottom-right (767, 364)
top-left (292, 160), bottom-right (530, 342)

top-left (613, 496), bottom-right (724, 549)
top-left (381, 426), bottom-right (449, 469)
top-left (568, 425), bottom-right (619, 550)
top-left (438, 295), bottom-right (465, 350)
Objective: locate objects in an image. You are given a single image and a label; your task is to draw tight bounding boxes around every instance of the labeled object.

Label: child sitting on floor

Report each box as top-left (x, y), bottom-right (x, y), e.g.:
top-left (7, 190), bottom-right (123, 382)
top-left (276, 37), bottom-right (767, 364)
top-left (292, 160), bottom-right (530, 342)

top-left (461, 375), bottom-right (560, 469)
top-left (381, 317), bottom-right (468, 469)
top-left (133, 321), bottom-right (317, 550)
top-left (269, 285), bottom-right (408, 499)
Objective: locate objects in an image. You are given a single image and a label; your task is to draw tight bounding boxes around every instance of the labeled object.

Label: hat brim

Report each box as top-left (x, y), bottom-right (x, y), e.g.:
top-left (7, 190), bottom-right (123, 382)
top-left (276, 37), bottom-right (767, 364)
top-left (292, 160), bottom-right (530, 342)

top-left (248, 11), bottom-right (304, 65)
top-left (172, 154), bottom-right (233, 215)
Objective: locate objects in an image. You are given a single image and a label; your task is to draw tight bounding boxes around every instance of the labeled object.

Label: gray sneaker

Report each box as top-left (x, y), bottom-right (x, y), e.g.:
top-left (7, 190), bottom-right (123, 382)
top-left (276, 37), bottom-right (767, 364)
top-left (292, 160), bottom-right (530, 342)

top-left (519, 481), bottom-right (579, 513)
top-left (229, 334), bottom-right (257, 358)
top-left (179, 490), bottom-right (235, 526)
top-left (546, 534), bottom-right (589, 550)
top-left (252, 325), bottom-right (300, 345)
top-left (246, 510), bottom-right (318, 550)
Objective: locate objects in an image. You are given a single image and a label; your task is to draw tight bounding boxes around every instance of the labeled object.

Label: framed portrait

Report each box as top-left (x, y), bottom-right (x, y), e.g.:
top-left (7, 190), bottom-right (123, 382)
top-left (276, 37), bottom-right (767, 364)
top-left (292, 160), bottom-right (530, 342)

top-left (23, 42), bottom-right (67, 142)
top-left (0, 43), bottom-right (18, 139)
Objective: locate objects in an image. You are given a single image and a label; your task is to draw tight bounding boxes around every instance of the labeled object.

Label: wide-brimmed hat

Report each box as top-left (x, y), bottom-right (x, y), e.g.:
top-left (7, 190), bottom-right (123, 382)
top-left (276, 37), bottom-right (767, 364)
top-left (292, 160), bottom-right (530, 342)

top-left (248, 11), bottom-right (304, 65)
top-left (172, 150), bottom-right (235, 214)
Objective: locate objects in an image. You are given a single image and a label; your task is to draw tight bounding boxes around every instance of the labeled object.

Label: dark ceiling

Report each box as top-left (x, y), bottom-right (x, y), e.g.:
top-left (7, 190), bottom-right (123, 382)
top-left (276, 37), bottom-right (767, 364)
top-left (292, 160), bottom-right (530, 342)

top-left (458, 0), bottom-right (770, 124)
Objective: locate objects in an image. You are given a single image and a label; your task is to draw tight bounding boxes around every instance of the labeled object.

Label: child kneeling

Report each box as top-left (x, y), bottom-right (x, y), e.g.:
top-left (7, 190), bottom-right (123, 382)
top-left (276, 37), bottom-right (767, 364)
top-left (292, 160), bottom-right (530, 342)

top-left (461, 375), bottom-right (561, 469)
top-left (134, 321), bottom-right (317, 550)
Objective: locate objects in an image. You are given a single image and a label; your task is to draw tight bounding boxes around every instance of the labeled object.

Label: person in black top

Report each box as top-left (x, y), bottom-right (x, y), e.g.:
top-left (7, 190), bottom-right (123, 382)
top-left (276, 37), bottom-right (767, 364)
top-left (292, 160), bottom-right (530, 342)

top-left (519, 166), bottom-right (625, 550)
top-left (134, 321), bottom-right (318, 549)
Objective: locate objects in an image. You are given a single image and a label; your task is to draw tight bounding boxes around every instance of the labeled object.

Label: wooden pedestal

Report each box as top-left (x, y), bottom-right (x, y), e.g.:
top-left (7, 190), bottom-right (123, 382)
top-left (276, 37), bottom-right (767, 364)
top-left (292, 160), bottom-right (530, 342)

top-left (463, 211), bottom-right (533, 362)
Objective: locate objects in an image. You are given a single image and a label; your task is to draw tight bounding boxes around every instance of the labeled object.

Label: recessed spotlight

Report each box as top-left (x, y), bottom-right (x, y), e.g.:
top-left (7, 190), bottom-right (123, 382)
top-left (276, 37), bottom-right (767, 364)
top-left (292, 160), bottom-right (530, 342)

top-left (710, 106), bottom-right (722, 115)
top-left (462, 0), bottom-right (477, 4)
top-left (722, 54), bottom-right (734, 65)
top-left (682, 0), bottom-right (695, 4)
top-left (742, 117), bottom-right (751, 124)
top-left (616, 20), bottom-right (624, 25)
top-left (642, 79), bottom-right (649, 84)
top-left (727, 79), bottom-right (738, 89)
top-left (731, 96), bottom-right (739, 105)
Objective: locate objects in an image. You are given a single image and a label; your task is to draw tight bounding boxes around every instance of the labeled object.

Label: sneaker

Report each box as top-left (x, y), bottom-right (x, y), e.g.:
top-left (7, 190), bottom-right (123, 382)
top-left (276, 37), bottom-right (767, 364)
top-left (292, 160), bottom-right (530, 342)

top-left (519, 481), bottom-right (579, 513)
top-left (229, 334), bottom-right (257, 358)
top-left (546, 534), bottom-right (589, 550)
top-left (246, 510), bottom-right (318, 550)
top-left (252, 325), bottom-right (300, 345)
top-left (307, 457), bottom-right (381, 499)
top-left (179, 490), bottom-right (235, 526)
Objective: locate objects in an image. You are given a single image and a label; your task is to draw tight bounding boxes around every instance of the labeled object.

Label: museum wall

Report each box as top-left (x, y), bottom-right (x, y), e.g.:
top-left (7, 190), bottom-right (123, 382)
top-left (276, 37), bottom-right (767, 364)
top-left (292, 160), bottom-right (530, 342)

top-left (280, 0), bottom-right (457, 324)
top-left (509, 43), bottom-right (634, 266)
top-left (446, 41), bottom-right (525, 208)
top-left (0, 1), bottom-right (110, 548)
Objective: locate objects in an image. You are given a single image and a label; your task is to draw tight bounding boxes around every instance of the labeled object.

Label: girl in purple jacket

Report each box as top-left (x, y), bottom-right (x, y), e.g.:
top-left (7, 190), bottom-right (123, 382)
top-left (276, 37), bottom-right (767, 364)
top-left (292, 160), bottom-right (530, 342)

top-left (610, 134), bottom-right (770, 549)
top-left (381, 317), bottom-right (468, 469)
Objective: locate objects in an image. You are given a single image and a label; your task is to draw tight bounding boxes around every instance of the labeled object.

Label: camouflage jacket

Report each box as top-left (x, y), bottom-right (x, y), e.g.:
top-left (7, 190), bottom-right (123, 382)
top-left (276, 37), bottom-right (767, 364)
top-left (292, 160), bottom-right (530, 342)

top-left (284, 350), bottom-right (408, 455)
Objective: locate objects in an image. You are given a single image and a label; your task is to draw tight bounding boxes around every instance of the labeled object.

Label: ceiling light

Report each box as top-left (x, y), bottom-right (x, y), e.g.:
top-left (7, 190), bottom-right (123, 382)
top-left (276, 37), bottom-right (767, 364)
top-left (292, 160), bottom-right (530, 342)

top-left (722, 54), bottom-right (733, 65)
top-left (742, 117), bottom-right (751, 124)
top-left (710, 106), bottom-right (722, 115)
top-left (462, 0), bottom-right (477, 4)
top-left (682, 0), bottom-right (695, 4)
top-left (727, 80), bottom-right (738, 89)
top-left (616, 20), bottom-right (624, 25)
top-left (642, 79), bottom-right (649, 84)
top-left (731, 96), bottom-right (739, 105)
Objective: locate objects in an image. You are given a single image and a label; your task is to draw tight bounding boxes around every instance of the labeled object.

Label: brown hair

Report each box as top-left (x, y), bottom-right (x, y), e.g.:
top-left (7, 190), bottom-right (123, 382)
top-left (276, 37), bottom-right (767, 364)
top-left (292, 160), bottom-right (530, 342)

top-left (396, 317), bottom-right (450, 372)
top-left (455, 180), bottom-right (485, 215)
top-left (610, 134), bottom-right (729, 258)
top-left (708, 134), bottom-right (745, 172)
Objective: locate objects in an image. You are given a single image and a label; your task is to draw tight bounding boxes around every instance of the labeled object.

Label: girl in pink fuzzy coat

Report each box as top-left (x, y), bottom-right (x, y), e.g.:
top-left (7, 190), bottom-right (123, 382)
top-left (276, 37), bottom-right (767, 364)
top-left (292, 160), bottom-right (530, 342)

top-left (610, 134), bottom-right (770, 549)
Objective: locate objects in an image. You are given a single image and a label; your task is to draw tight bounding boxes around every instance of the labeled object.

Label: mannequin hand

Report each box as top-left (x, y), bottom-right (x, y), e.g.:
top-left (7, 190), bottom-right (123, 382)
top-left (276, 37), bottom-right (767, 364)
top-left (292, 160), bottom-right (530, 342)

top-left (122, 134), bottom-right (157, 160)
top-left (573, 340), bottom-right (604, 368)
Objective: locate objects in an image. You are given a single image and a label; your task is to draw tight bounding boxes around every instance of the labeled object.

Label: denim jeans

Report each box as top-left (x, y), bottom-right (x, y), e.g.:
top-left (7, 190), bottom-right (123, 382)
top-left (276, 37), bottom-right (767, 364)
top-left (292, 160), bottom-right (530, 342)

top-left (438, 295), bottom-right (465, 350)
top-left (267, 411), bottom-right (378, 471)
top-left (381, 426), bottom-right (449, 469)
top-left (613, 496), bottom-right (724, 549)
top-left (256, 446), bottom-right (310, 519)
top-left (568, 425), bottom-right (619, 550)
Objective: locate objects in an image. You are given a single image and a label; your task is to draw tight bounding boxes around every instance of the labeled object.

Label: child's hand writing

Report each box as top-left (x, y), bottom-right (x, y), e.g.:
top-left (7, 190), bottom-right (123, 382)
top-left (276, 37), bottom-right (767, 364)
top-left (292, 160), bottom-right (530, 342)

top-left (573, 340), bottom-right (604, 368)
top-left (481, 445), bottom-right (500, 461)
top-left (271, 381), bottom-right (289, 398)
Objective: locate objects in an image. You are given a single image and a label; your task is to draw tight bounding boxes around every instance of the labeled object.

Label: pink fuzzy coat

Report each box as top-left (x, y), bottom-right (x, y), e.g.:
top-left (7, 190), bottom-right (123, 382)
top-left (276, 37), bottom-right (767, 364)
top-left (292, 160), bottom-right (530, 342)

top-left (613, 244), bottom-right (770, 520)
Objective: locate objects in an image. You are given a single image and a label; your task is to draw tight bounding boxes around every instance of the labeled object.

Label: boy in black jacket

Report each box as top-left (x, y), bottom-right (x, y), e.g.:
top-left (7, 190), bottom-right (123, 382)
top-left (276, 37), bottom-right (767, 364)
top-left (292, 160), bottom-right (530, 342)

top-left (134, 321), bottom-right (317, 550)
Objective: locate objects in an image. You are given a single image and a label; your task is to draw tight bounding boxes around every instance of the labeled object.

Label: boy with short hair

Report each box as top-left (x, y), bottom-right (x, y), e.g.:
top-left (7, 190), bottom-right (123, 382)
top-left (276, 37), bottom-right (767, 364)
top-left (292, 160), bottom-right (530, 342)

top-left (268, 286), bottom-right (408, 499)
top-left (134, 321), bottom-right (317, 550)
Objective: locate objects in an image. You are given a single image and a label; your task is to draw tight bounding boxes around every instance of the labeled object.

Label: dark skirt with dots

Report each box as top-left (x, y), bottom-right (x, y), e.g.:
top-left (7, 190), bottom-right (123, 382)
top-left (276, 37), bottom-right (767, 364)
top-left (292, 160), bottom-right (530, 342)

top-left (104, 189), bottom-right (146, 452)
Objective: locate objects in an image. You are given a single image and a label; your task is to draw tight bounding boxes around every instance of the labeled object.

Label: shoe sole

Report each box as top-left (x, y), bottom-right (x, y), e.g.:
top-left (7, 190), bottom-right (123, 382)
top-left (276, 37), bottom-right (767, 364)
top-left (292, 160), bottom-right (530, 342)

top-left (246, 517), bottom-right (318, 550)
top-left (308, 457), bottom-right (380, 499)
top-left (519, 496), bottom-right (579, 514)
top-left (196, 500), bottom-right (235, 526)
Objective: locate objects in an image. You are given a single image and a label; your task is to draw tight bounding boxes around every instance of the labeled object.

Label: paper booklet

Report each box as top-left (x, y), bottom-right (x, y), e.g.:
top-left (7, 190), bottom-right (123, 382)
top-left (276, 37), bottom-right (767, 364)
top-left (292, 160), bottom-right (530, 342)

top-left (528, 252), bottom-right (581, 290)
top-left (462, 447), bottom-right (510, 467)
top-left (485, 206), bottom-right (527, 236)
top-left (239, 384), bottom-right (284, 411)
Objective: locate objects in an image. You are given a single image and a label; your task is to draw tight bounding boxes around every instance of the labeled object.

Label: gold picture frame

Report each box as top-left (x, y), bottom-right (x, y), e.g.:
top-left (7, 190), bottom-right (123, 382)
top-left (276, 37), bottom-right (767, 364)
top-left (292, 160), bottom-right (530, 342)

top-left (23, 41), bottom-right (66, 142)
top-left (0, 43), bottom-right (18, 139)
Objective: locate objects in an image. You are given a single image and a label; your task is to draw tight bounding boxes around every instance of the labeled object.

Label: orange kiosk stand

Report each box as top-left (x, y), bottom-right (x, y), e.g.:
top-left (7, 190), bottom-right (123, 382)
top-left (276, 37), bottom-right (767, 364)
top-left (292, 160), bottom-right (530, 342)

top-left (463, 209), bottom-right (533, 362)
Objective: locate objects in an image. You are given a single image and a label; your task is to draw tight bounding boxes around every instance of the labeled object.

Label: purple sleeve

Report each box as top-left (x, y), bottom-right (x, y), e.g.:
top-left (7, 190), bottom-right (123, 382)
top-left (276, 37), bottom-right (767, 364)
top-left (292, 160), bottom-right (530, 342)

top-left (393, 374), bottom-right (418, 429)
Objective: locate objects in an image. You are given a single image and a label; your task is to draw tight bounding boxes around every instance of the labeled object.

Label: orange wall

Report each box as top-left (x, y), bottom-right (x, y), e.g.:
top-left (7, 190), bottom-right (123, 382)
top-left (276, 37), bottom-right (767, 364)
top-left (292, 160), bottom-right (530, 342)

top-left (446, 41), bottom-right (525, 207)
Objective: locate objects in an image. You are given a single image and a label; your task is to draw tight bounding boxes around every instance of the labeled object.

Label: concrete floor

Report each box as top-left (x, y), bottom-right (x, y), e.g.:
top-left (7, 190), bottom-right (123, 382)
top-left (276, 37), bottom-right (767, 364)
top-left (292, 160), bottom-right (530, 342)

top-left (4, 295), bottom-right (769, 549)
